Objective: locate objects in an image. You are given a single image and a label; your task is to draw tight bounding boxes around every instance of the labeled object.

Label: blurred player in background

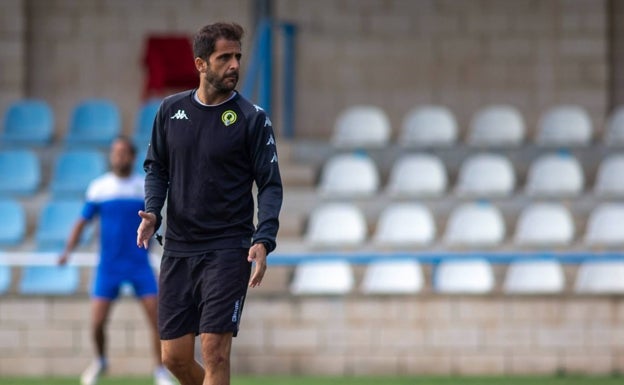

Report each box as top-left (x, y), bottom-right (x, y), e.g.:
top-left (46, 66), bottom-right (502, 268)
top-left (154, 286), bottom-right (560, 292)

top-left (59, 136), bottom-right (174, 385)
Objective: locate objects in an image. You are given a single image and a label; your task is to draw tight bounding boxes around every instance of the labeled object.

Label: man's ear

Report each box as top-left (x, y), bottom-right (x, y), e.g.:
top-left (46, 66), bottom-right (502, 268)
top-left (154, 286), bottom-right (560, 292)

top-left (194, 57), bottom-right (206, 72)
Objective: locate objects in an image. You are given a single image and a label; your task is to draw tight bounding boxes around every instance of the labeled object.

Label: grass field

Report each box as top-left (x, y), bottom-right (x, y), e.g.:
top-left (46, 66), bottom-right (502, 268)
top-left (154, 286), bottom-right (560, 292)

top-left (0, 376), bottom-right (622, 385)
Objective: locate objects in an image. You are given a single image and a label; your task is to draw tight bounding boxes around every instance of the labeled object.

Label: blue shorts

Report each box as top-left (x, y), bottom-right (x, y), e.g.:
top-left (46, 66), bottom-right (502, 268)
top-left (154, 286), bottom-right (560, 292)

top-left (92, 263), bottom-right (158, 300)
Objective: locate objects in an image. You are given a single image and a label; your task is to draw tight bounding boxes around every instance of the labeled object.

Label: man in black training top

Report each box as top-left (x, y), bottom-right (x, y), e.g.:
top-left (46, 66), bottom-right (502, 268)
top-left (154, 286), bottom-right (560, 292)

top-left (136, 22), bottom-right (282, 385)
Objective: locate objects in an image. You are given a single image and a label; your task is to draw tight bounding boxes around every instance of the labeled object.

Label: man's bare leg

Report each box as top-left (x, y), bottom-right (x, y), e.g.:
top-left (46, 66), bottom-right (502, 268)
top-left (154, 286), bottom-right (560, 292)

top-left (162, 333), bottom-right (205, 385)
top-left (200, 332), bottom-right (233, 385)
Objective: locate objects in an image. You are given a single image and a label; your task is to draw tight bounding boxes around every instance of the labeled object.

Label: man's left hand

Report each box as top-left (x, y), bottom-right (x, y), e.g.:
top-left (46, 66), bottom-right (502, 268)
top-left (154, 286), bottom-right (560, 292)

top-left (248, 243), bottom-right (267, 288)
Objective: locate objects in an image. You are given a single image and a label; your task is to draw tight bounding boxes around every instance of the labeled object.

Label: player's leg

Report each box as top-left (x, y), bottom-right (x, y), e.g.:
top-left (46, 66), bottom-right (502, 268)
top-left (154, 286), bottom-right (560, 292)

top-left (81, 299), bottom-right (113, 385)
top-left (91, 298), bottom-right (113, 360)
top-left (200, 332), bottom-right (233, 385)
top-left (81, 270), bottom-right (119, 385)
top-left (161, 334), bottom-right (205, 385)
top-left (158, 255), bottom-right (204, 385)
top-left (196, 249), bottom-right (251, 385)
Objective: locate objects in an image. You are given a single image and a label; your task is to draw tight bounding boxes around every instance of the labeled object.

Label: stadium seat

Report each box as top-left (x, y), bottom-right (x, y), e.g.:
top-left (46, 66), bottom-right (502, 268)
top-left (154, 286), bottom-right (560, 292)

top-left (360, 259), bottom-right (424, 294)
top-left (1, 99), bottom-right (54, 146)
top-left (0, 150), bottom-right (40, 196)
top-left (399, 105), bottom-right (458, 147)
top-left (433, 259), bottom-right (495, 294)
top-left (467, 105), bottom-right (525, 147)
top-left (514, 202), bottom-right (574, 247)
top-left (575, 261), bottom-right (624, 294)
top-left (19, 264), bottom-right (80, 295)
top-left (535, 105), bottom-right (592, 146)
top-left (372, 203), bottom-right (436, 248)
top-left (331, 105), bottom-right (391, 148)
top-left (35, 200), bottom-right (92, 251)
top-left (50, 150), bottom-right (107, 197)
top-left (305, 203), bottom-right (367, 249)
top-left (503, 259), bottom-right (565, 294)
top-left (584, 203), bottom-right (624, 247)
top-left (290, 260), bottom-right (354, 295)
top-left (593, 154), bottom-right (624, 197)
top-left (385, 153), bottom-right (447, 198)
top-left (604, 106), bottom-right (624, 146)
top-left (443, 201), bottom-right (506, 248)
top-left (525, 151), bottom-right (584, 197)
top-left (455, 153), bottom-right (515, 197)
top-left (133, 98), bottom-right (161, 146)
top-left (318, 152), bottom-right (379, 198)
top-left (0, 264), bottom-right (10, 294)
top-left (134, 148), bottom-right (148, 176)
top-left (64, 99), bottom-right (121, 147)
top-left (0, 199), bottom-right (26, 247)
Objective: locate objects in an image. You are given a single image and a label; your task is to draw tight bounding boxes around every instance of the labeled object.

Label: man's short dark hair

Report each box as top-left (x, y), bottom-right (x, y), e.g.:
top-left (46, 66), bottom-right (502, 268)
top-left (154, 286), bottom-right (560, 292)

top-left (193, 22), bottom-right (244, 60)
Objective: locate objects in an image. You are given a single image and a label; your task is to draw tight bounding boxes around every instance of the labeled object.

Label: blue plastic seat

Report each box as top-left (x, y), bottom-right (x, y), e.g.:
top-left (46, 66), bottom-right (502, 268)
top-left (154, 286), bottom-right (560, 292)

top-left (35, 200), bottom-right (92, 251)
top-left (0, 150), bottom-right (41, 196)
top-left (134, 148), bottom-right (147, 176)
top-left (0, 260), bottom-right (11, 294)
top-left (0, 199), bottom-right (26, 246)
top-left (50, 150), bottom-right (106, 197)
top-left (19, 265), bottom-right (80, 295)
top-left (133, 99), bottom-right (161, 147)
top-left (65, 99), bottom-right (121, 147)
top-left (1, 99), bottom-right (54, 146)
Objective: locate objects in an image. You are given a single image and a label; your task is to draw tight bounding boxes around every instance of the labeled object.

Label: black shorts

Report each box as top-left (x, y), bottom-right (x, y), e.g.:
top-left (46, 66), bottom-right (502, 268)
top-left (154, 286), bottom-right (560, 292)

top-left (158, 249), bottom-right (251, 340)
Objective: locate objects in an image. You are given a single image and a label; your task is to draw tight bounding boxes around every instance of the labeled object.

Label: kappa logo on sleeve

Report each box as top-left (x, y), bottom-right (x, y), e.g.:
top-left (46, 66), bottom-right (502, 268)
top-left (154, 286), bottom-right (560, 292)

top-left (270, 152), bottom-right (278, 163)
top-left (264, 116), bottom-right (272, 127)
top-left (266, 134), bottom-right (275, 146)
top-left (170, 109), bottom-right (189, 120)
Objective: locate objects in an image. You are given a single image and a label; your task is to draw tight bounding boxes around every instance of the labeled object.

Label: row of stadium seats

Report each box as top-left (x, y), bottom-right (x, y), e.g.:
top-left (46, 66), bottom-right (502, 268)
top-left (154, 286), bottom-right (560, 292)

top-left (304, 201), bottom-right (624, 250)
top-left (1, 258), bottom-right (622, 296)
top-left (4, 100), bottom-right (624, 149)
top-left (0, 199), bottom-right (93, 250)
top-left (318, 151), bottom-right (624, 198)
top-left (2, 197), bottom-right (622, 252)
top-left (0, 98), bottom-right (160, 147)
top-left (4, 145), bottom-right (622, 199)
top-left (0, 148), bottom-right (145, 197)
top-left (290, 259), bottom-right (624, 295)
top-left (332, 104), bottom-right (624, 148)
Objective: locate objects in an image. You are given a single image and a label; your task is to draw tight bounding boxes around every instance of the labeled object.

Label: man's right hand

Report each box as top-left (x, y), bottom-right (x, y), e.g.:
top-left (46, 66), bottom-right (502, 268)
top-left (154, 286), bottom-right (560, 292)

top-left (137, 210), bottom-right (157, 249)
top-left (58, 252), bottom-right (69, 266)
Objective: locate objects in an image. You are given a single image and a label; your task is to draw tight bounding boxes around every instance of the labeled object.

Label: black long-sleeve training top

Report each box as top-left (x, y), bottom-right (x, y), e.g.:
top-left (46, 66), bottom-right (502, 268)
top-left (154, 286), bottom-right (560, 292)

top-left (143, 90), bottom-right (283, 255)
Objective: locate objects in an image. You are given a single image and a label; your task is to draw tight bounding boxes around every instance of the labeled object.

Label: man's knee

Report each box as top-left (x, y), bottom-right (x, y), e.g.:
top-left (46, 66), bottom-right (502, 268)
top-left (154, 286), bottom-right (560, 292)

top-left (162, 349), bottom-right (194, 373)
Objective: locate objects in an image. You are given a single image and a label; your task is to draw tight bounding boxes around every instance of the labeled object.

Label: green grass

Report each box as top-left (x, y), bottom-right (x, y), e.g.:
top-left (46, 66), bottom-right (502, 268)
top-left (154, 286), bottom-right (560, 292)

top-left (0, 376), bottom-right (623, 385)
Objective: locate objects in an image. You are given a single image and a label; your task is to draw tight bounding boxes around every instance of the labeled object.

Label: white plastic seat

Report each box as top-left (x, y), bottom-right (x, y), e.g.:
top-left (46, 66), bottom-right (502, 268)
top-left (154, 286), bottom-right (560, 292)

top-left (525, 152), bottom-right (584, 197)
top-left (318, 153), bottom-right (379, 198)
top-left (433, 259), bottom-right (494, 294)
top-left (399, 105), bottom-right (458, 147)
top-left (594, 154), bottom-right (624, 197)
top-left (536, 105), bottom-right (592, 146)
top-left (584, 203), bottom-right (624, 247)
top-left (360, 259), bottom-right (424, 294)
top-left (575, 261), bottom-right (624, 294)
top-left (503, 260), bottom-right (565, 294)
top-left (604, 106), bottom-right (624, 146)
top-left (455, 153), bottom-right (515, 197)
top-left (305, 203), bottom-right (367, 249)
top-left (443, 201), bottom-right (505, 248)
top-left (331, 105), bottom-right (391, 148)
top-left (385, 154), bottom-right (447, 198)
top-left (514, 202), bottom-right (574, 247)
top-left (290, 260), bottom-right (354, 295)
top-left (467, 105), bottom-right (525, 147)
top-left (372, 203), bottom-right (435, 248)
